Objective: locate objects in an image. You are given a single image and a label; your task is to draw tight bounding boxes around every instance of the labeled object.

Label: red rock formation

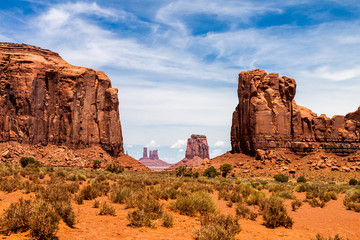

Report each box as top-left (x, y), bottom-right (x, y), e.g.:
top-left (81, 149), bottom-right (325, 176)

top-left (185, 134), bottom-right (210, 159)
top-left (139, 147), bottom-right (171, 170)
top-left (231, 69), bottom-right (360, 156)
top-left (167, 134), bottom-right (210, 170)
top-left (0, 43), bottom-right (123, 156)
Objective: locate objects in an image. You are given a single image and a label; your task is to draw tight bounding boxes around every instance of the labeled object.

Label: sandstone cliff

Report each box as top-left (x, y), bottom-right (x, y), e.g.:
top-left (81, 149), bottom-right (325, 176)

top-left (0, 43), bottom-right (123, 156)
top-left (231, 69), bottom-right (360, 156)
top-left (167, 134), bottom-right (210, 170)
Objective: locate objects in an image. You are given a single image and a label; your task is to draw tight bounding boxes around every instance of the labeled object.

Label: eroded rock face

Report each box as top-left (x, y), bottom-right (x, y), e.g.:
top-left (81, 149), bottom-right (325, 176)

top-left (0, 43), bottom-right (123, 156)
top-left (185, 134), bottom-right (210, 159)
top-left (231, 69), bottom-right (360, 156)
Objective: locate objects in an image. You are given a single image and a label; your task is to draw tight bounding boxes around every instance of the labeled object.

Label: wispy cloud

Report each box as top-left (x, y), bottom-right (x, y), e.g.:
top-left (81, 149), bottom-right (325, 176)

top-left (170, 139), bottom-right (187, 149)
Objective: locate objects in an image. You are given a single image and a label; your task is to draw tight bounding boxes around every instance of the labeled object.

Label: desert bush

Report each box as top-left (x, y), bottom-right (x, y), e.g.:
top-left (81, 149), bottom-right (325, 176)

top-left (99, 202), bottom-right (116, 216)
top-left (349, 178), bottom-right (358, 185)
top-left (220, 164), bottom-right (233, 178)
top-left (229, 191), bottom-right (242, 203)
top-left (273, 174), bottom-right (289, 183)
top-left (0, 198), bottom-right (32, 232)
top-left (93, 200), bottom-right (100, 208)
top-left (19, 157), bottom-right (40, 168)
top-left (171, 191), bottom-right (216, 216)
top-left (274, 190), bottom-right (295, 200)
top-left (0, 177), bottom-right (20, 193)
top-left (194, 213), bottom-right (241, 240)
top-left (297, 175), bottom-right (307, 183)
top-left (176, 166), bottom-right (187, 177)
top-left (343, 189), bottom-right (360, 212)
top-left (110, 185), bottom-right (132, 203)
top-left (262, 197), bottom-right (293, 228)
top-left (1, 198), bottom-right (59, 239)
top-left (75, 193), bottom-right (84, 205)
top-left (162, 212), bottom-right (174, 228)
top-left (235, 204), bottom-right (250, 218)
top-left (93, 160), bottom-right (102, 169)
top-left (29, 200), bottom-right (60, 240)
top-left (308, 198), bottom-right (325, 208)
top-left (313, 234), bottom-right (349, 240)
top-left (127, 209), bottom-right (153, 227)
top-left (105, 163), bottom-right (125, 174)
top-left (246, 190), bottom-right (267, 205)
top-left (203, 166), bottom-right (219, 178)
top-left (291, 199), bottom-right (303, 211)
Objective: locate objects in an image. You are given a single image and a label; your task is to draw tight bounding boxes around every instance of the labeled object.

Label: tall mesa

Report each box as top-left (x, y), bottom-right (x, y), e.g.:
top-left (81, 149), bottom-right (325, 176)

top-left (231, 69), bottom-right (360, 156)
top-left (0, 43), bottom-right (123, 156)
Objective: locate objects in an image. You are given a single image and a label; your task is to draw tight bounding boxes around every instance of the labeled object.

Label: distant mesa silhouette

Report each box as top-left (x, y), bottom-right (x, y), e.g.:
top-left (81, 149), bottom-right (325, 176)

top-left (139, 147), bottom-right (171, 170)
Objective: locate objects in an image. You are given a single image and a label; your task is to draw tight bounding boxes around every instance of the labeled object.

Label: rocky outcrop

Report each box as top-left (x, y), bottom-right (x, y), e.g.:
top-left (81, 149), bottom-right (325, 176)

top-left (185, 134), bottom-right (210, 159)
top-left (139, 147), bottom-right (171, 170)
top-left (231, 69), bottom-right (360, 156)
top-left (167, 134), bottom-right (210, 170)
top-left (0, 43), bottom-right (123, 156)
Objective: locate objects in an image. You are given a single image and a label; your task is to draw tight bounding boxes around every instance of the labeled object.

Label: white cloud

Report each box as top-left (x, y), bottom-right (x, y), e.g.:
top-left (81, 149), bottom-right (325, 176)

top-left (178, 149), bottom-right (184, 152)
top-left (126, 144), bottom-right (133, 148)
top-left (170, 139), bottom-right (187, 149)
top-left (214, 140), bottom-right (226, 147)
top-left (146, 140), bottom-right (159, 148)
top-left (211, 149), bottom-right (225, 158)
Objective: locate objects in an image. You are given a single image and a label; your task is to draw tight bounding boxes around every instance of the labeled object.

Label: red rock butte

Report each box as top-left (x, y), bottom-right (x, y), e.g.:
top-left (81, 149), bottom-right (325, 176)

top-left (167, 134), bottom-right (210, 170)
top-left (231, 69), bottom-right (360, 156)
top-left (0, 43), bottom-right (123, 156)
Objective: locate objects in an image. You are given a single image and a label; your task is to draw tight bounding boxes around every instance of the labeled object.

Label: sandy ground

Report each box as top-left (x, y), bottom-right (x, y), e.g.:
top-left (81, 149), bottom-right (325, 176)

top-left (0, 190), bottom-right (359, 240)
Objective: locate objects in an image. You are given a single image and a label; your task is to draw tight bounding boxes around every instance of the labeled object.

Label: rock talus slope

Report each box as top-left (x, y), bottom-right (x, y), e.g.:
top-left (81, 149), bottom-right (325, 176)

top-left (231, 69), bottom-right (360, 156)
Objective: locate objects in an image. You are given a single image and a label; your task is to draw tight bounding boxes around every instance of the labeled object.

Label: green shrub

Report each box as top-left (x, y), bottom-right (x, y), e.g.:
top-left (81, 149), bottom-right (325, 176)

top-left (262, 197), bottom-right (293, 228)
top-left (99, 202), bottom-right (116, 216)
top-left (172, 191), bottom-right (216, 216)
top-left (19, 157), bottom-right (40, 168)
top-left (203, 166), bottom-right (219, 178)
top-left (105, 163), bottom-right (125, 174)
top-left (110, 185), bottom-right (132, 204)
top-left (297, 175), bottom-right (307, 183)
top-left (273, 174), bottom-right (289, 183)
top-left (220, 164), bottom-right (233, 178)
top-left (349, 178), bottom-right (358, 185)
top-left (93, 160), bottom-right (102, 169)
top-left (127, 209), bottom-right (153, 228)
top-left (194, 213), bottom-right (241, 240)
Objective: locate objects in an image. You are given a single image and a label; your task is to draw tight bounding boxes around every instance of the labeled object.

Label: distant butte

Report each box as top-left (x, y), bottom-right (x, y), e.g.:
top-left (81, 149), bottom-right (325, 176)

top-left (138, 147), bottom-right (171, 170)
top-left (167, 134), bottom-right (210, 170)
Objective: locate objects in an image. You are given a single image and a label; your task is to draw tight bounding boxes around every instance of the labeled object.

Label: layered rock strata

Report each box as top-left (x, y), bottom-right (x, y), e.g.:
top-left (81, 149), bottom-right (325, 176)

top-left (0, 43), bottom-right (123, 156)
top-left (231, 69), bottom-right (360, 156)
top-left (139, 147), bottom-right (171, 170)
top-left (167, 134), bottom-right (210, 170)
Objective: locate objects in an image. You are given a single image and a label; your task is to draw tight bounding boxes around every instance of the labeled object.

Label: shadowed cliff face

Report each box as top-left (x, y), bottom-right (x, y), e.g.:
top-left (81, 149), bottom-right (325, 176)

top-left (0, 43), bottom-right (123, 156)
top-left (231, 69), bottom-right (360, 156)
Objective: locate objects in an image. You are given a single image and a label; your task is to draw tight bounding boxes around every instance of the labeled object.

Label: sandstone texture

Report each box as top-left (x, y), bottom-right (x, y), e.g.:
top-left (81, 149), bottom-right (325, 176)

top-left (231, 69), bottom-right (360, 156)
top-left (0, 43), bottom-right (123, 156)
top-left (167, 134), bottom-right (210, 170)
top-left (139, 147), bottom-right (171, 170)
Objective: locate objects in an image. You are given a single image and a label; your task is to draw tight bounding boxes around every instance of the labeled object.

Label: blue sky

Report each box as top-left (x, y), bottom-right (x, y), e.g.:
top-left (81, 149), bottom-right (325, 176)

top-left (1, 0), bottom-right (360, 163)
